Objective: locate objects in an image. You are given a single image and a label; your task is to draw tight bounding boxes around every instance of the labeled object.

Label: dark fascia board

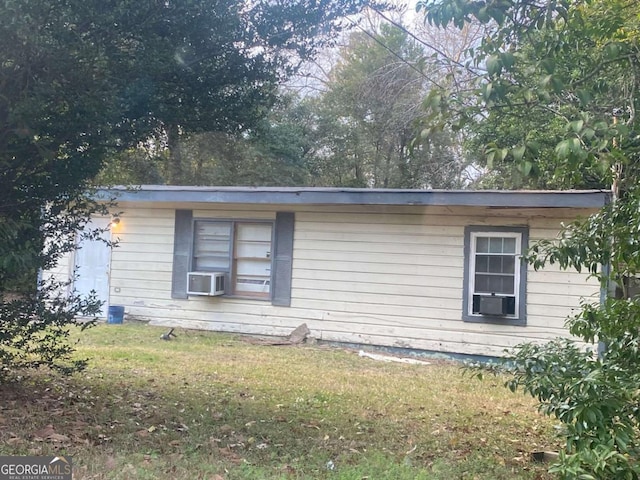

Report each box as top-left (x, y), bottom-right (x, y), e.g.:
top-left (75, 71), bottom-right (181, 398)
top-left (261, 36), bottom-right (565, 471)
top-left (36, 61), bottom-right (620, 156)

top-left (95, 185), bottom-right (611, 209)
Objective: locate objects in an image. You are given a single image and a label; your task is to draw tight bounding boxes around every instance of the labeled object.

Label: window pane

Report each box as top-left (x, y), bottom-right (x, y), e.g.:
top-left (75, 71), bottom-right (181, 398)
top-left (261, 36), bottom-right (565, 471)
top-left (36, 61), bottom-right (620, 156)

top-left (475, 274), bottom-right (490, 292)
top-left (488, 237), bottom-right (504, 253)
top-left (235, 223), bottom-right (272, 258)
top-left (194, 221), bottom-right (231, 271)
top-left (477, 254), bottom-right (516, 274)
top-left (236, 258), bottom-right (271, 276)
top-left (503, 256), bottom-right (515, 274)
top-left (488, 256), bottom-right (504, 273)
top-left (503, 237), bottom-right (516, 253)
top-left (236, 223), bottom-right (272, 242)
top-left (487, 275), bottom-right (503, 293)
top-left (197, 222), bottom-right (232, 241)
top-left (496, 275), bottom-right (515, 294)
top-left (475, 255), bottom-right (490, 272)
top-left (475, 274), bottom-right (515, 294)
top-left (476, 237), bottom-right (489, 253)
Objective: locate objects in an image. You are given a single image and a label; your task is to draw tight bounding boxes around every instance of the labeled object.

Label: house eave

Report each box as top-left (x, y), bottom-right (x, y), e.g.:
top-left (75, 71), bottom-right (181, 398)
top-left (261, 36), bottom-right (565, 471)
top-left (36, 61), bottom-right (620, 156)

top-left (96, 185), bottom-right (611, 209)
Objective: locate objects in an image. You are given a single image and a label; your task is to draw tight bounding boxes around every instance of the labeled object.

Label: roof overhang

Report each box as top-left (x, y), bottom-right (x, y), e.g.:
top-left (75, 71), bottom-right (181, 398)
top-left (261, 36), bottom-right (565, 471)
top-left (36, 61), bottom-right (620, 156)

top-left (96, 185), bottom-right (611, 209)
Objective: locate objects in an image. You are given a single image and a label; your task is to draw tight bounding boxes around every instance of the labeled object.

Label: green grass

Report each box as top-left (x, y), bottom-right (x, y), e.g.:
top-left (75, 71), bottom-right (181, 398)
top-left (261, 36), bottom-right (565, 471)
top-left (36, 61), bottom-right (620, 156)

top-left (0, 323), bottom-right (558, 479)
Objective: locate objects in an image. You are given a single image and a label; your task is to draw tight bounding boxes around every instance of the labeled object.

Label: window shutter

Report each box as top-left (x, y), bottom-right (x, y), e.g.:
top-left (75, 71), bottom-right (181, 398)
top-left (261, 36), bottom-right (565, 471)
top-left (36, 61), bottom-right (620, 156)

top-left (171, 209), bottom-right (193, 299)
top-left (272, 212), bottom-right (294, 306)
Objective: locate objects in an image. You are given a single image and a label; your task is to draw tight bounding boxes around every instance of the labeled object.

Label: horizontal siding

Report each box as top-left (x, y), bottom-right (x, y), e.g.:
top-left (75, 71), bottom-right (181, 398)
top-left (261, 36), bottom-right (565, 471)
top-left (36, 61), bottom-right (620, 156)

top-left (74, 201), bottom-right (602, 357)
top-left (113, 251), bottom-right (174, 264)
top-left (295, 269), bottom-right (463, 288)
top-left (296, 248), bottom-right (462, 267)
top-left (295, 258), bottom-right (463, 274)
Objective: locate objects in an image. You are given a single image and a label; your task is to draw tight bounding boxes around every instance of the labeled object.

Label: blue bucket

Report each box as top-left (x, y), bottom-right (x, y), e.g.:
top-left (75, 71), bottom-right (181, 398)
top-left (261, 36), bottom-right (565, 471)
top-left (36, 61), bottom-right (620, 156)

top-left (107, 305), bottom-right (125, 324)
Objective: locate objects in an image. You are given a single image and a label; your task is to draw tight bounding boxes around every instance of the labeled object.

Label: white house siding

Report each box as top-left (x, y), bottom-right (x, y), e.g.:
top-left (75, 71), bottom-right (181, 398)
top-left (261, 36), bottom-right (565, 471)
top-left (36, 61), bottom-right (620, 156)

top-left (99, 202), bottom-right (599, 357)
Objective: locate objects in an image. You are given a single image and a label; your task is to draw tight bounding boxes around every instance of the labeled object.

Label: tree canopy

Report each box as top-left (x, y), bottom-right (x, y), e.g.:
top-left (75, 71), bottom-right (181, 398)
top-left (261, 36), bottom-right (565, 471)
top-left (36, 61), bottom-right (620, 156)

top-left (307, 23), bottom-right (466, 188)
top-left (98, 20), bottom-right (469, 189)
top-left (0, 0), bottom-right (377, 378)
top-left (418, 0), bottom-right (640, 190)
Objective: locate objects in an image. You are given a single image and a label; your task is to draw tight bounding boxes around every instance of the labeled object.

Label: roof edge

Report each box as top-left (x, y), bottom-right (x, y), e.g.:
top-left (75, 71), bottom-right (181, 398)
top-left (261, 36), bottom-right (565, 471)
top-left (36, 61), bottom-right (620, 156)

top-left (95, 185), bottom-right (611, 209)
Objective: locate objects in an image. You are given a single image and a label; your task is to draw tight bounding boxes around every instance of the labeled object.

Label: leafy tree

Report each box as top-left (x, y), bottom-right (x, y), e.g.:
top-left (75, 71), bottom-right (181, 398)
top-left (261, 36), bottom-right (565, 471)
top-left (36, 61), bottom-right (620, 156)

top-left (0, 0), bottom-right (376, 379)
top-left (420, 0), bottom-right (640, 476)
top-left (310, 24), bottom-right (466, 188)
top-left (98, 95), bottom-right (315, 186)
top-left (419, 0), bottom-right (640, 190)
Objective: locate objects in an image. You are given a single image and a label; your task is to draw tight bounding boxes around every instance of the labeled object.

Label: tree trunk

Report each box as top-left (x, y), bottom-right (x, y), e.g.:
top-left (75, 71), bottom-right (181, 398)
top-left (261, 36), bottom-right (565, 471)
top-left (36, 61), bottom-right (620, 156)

top-left (166, 124), bottom-right (183, 185)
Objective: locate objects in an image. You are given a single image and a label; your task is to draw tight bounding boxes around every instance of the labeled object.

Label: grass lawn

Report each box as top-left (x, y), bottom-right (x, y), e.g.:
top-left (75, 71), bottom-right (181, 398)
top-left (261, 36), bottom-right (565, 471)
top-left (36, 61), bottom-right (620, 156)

top-left (0, 323), bottom-right (558, 479)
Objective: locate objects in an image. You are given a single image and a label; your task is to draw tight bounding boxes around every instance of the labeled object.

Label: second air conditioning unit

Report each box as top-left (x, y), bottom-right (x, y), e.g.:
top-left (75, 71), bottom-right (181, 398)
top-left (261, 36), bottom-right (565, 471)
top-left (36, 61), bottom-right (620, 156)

top-left (477, 295), bottom-right (509, 316)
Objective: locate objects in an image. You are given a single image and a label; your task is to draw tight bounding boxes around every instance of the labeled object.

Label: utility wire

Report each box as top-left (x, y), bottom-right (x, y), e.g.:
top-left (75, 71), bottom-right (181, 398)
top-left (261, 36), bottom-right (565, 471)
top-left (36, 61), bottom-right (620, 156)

top-left (368, 6), bottom-right (483, 77)
top-left (346, 17), bottom-right (446, 90)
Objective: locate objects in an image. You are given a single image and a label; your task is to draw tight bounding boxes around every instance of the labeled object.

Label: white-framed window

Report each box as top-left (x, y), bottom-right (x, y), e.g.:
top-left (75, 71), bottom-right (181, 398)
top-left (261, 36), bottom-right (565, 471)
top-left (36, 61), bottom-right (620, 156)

top-left (463, 226), bottom-right (528, 325)
top-left (192, 220), bottom-right (273, 298)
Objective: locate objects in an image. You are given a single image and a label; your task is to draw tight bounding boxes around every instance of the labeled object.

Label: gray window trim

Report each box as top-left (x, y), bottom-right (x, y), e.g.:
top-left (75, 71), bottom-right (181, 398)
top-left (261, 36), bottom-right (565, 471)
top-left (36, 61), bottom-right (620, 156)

top-left (463, 225), bottom-right (528, 326)
top-left (171, 209), bottom-right (193, 299)
top-left (172, 210), bottom-right (294, 305)
top-left (272, 212), bottom-right (295, 307)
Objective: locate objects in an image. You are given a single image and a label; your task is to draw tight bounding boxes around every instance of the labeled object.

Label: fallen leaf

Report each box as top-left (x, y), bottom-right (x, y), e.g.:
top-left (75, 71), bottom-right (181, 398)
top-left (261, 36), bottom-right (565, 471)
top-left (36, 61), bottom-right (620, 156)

top-left (33, 424), bottom-right (56, 440)
top-left (32, 425), bottom-right (69, 443)
top-left (281, 465), bottom-right (296, 475)
top-left (219, 425), bottom-right (234, 435)
top-left (217, 447), bottom-right (242, 465)
top-left (48, 433), bottom-right (70, 443)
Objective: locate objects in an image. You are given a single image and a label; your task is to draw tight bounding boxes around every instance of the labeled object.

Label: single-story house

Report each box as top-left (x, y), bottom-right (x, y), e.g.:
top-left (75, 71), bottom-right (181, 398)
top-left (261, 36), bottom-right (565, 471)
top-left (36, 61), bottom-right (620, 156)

top-left (48, 186), bottom-right (609, 357)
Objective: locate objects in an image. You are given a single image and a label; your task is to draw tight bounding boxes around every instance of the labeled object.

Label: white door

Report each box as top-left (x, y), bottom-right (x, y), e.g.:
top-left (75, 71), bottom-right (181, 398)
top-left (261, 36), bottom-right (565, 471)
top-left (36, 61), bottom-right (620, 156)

top-left (74, 217), bottom-right (112, 317)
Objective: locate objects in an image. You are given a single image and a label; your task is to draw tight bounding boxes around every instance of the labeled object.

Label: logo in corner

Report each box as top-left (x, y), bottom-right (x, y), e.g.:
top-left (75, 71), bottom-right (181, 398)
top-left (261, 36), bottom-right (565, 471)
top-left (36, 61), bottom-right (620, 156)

top-left (0, 455), bottom-right (73, 480)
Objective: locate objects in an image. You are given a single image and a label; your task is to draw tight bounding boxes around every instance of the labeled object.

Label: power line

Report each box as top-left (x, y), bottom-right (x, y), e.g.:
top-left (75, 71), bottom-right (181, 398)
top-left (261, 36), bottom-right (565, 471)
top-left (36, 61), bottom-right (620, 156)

top-left (369, 6), bottom-right (482, 77)
top-left (346, 16), bottom-right (446, 90)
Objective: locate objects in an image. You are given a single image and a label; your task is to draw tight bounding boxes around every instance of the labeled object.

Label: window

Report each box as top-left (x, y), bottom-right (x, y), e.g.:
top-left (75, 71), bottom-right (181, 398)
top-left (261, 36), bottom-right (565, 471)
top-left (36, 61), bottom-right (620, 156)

top-left (463, 226), bottom-right (528, 325)
top-left (193, 220), bottom-right (273, 298)
top-left (172, 211), bottom-right (294, 305)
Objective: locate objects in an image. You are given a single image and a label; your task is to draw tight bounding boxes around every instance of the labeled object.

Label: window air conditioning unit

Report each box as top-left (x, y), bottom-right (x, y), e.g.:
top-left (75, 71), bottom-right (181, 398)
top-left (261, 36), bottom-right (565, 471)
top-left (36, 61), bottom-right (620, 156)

top-left (187, 272), bottom-right (225, 296)
top-left (478, 295), bottom-right (509, 316)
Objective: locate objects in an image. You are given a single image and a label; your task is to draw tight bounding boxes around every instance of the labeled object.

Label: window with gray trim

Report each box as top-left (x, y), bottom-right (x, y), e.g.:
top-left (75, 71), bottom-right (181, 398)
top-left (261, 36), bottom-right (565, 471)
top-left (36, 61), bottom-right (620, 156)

top-left (171, 210), bottom-right (293, 305)
top-left (463, 226), bottom-right (528, 325)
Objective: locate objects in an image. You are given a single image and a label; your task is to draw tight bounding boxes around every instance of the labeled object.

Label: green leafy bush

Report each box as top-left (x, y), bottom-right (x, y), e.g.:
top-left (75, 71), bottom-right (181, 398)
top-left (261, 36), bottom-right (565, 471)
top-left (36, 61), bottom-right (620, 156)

top-left (496, 189), bottom-right (640, 479)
